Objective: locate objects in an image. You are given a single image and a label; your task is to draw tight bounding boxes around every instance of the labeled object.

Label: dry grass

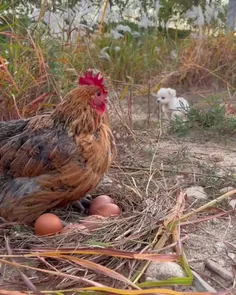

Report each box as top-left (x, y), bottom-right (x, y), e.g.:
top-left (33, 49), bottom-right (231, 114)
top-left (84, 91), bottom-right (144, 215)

top-left (161, 34), bottom-right (236, 91)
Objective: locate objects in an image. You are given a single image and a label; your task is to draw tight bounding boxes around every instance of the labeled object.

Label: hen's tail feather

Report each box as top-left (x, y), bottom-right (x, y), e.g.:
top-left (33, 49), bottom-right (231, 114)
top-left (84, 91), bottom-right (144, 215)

top-left (0, 176), bottom-right (64, 223)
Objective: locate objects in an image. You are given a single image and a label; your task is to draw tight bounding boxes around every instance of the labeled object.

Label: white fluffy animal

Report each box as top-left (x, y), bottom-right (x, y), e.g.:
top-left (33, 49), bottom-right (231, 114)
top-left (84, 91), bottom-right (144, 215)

top-left (155, 88), bottom-right (189, 121)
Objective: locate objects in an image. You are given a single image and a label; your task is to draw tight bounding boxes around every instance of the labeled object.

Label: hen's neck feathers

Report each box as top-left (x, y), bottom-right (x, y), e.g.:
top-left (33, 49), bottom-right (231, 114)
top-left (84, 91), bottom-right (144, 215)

top-left (52, 90), bottom-right (102, 135)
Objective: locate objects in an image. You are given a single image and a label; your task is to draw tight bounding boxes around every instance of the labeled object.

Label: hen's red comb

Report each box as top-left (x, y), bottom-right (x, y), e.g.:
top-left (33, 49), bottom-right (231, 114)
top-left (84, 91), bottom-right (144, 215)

top-left (79, 70), bottom-right (107, 94)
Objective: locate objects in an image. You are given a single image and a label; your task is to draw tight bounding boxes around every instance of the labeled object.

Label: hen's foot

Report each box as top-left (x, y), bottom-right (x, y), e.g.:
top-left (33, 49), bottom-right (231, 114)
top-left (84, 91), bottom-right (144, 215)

top-left (71, 194), bottom-right (92, 214)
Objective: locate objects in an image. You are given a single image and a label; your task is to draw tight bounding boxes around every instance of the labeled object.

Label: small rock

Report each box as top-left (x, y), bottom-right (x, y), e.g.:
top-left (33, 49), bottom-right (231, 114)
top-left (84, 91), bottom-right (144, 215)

top-left (115, 133), bottom-right (121, 139)
top-left (211, 218), bottom-right (220, 225)
top-left (219, 187), bottom-right (235, 194)
top-left (215, 170), bottom-right (227, 177)
top-left (209, 152), bottom-right (224, 162)
top-left (185, 186), bottom-right (208, 200)
top-left (145, 262), bottom-right (186, 281)
top-left (229, 199), bottom-right (236, 209)
top-left (214, 242), bottom-right (226, 253)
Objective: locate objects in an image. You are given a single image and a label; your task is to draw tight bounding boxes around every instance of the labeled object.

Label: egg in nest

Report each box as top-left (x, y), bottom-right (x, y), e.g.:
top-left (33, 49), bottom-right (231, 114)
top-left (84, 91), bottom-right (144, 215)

top-left (34, 213), bottom-right (63, 236)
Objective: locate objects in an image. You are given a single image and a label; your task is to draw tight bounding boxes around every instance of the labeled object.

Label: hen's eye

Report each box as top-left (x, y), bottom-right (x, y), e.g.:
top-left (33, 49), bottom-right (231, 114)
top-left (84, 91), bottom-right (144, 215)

top-left (162, 97), bottom-right (165, 99)
top-left (97, 91), bottom-right (102, 97)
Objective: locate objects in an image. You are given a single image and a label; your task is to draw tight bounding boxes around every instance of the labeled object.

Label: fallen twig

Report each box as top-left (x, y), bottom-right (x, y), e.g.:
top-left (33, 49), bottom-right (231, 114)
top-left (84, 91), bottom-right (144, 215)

top-left (205, 259), bottom-right (234, 282)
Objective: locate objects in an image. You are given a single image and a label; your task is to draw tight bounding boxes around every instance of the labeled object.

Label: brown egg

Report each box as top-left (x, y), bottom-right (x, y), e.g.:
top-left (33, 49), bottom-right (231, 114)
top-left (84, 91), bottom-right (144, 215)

top-left (89, 195), bottom-right (114, 215)
top-left (34, 213), bottom-right (63, 236)
top-left (93, 203), bottom-right (120, 217)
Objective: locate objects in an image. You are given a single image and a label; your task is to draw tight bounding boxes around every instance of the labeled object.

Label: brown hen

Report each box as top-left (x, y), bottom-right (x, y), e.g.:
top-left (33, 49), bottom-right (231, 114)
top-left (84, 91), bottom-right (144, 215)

top-left (0, 70), bottom-right (116, 223)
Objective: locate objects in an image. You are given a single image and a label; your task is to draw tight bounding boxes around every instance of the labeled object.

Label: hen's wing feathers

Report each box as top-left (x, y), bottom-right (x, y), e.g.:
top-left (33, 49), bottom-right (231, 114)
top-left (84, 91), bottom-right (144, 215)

top-left (0, 122), bottom-right (85, 178)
